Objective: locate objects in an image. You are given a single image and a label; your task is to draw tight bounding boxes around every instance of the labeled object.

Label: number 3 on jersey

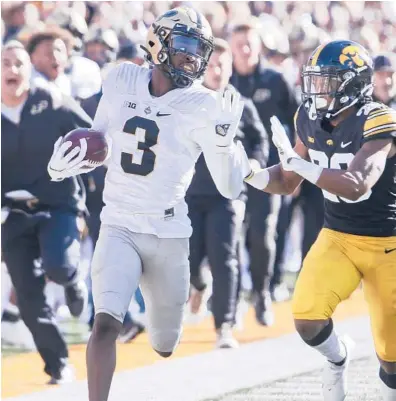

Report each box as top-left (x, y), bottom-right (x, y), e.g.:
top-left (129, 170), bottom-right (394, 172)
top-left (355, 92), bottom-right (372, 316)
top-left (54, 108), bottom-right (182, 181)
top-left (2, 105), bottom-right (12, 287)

top-left (121, 116), bottom-right (159, 176)
top-left (308, 149), bottom-right (372, 203)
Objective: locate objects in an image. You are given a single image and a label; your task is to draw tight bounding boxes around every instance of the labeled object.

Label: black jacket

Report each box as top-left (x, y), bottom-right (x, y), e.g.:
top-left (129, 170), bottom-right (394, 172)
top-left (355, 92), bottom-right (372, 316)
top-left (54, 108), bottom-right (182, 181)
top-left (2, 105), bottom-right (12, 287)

top-left (2, 85), bottom-right (92, 212)
top-left (230, 58), bottom-right (298, 167)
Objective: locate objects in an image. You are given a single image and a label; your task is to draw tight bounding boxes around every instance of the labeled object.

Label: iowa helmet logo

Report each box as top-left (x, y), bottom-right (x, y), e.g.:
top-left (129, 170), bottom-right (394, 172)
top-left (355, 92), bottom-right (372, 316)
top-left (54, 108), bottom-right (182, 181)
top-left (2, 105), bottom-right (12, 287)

top-left (339, 45), bottom-right (366, 68)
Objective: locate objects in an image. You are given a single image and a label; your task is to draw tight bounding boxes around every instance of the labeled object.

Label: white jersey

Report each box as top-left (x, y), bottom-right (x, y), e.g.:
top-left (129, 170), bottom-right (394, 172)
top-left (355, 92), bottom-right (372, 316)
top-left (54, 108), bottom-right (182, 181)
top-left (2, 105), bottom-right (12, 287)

top-left (91, 62), bottom-right (248, 238)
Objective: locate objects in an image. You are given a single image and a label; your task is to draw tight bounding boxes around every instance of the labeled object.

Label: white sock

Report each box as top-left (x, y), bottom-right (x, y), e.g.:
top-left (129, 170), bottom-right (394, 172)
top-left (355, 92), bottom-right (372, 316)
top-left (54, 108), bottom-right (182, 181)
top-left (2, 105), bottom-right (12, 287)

top-left (312, 329), bottom-right (347, 364)
top-left (380, 379), bottom-right (396, 401)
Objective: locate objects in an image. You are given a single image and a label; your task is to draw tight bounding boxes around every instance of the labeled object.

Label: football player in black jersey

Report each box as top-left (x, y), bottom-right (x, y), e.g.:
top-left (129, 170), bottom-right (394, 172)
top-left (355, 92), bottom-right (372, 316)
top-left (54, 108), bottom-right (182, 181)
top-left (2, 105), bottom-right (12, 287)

top-left (245, 40), bottom-right (396, 401)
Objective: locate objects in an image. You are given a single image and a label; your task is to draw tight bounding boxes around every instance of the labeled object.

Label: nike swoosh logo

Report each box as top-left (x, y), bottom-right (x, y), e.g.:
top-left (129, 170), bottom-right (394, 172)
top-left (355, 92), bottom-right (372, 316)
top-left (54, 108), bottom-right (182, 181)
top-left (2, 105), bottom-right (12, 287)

top-left (385, 248), bottom-right (396, 254)
top-left (156, 112), bottom-right (171, 117)
top-left (341, 141), bottom-right (352, 148)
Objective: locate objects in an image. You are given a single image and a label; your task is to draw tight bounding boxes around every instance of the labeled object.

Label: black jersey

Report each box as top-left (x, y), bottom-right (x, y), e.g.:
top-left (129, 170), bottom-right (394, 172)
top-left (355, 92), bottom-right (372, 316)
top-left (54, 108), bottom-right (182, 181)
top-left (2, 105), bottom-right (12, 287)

top-left (295, 102), bottom-right (396, 237)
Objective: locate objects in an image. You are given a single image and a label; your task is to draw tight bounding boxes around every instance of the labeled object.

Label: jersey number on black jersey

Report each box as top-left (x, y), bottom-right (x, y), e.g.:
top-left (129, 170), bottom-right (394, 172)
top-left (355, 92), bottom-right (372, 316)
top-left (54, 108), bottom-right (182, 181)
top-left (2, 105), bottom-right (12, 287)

top-left (308, 149), bottom-right (372, 203)
top-left (121, 116), bottom-right (159, 176)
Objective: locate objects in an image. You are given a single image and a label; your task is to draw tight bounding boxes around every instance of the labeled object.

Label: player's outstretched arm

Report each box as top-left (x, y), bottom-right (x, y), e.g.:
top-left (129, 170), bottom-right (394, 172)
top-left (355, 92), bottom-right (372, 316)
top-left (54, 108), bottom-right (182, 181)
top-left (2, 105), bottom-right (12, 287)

top-left (244, 136), bottom-right (308, 195)
top-left (193, 88), bottom-right (253, 199)
top-left (269, 115), bottom-right (394, 201)
top-left (203, 140), bottom-right (252, 199)
top-left (315, 139), bottom-right (393, 201)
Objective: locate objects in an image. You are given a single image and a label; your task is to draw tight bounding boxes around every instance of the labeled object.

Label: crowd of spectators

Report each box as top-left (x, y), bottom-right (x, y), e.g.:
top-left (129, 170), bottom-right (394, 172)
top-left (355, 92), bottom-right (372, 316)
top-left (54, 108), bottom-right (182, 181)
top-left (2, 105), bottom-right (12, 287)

top-left (1, 0), bottom-right (395, 352)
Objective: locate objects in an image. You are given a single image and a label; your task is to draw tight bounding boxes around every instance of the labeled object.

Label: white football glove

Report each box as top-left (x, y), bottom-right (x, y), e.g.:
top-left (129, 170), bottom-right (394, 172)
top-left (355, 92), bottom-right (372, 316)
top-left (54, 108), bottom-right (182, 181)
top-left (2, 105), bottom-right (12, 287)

top-left (47, 137), bottom-right (96, 182)
top-left (270, 116), bottom-right (301, 171)
top-left (212, 87), bottom-right (244, 150)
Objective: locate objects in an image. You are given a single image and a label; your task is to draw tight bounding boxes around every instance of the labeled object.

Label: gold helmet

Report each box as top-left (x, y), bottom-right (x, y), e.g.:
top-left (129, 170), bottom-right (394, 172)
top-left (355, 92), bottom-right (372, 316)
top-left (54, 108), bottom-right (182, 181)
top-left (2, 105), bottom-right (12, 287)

top-left (142, 6), bottom-right (214, 88)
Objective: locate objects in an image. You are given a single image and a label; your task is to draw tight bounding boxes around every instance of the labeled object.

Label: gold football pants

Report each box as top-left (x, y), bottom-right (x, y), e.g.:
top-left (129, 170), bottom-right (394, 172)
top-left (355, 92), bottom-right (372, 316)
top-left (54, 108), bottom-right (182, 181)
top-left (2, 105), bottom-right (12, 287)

top-left (292, 228), bottom-right (396, 361)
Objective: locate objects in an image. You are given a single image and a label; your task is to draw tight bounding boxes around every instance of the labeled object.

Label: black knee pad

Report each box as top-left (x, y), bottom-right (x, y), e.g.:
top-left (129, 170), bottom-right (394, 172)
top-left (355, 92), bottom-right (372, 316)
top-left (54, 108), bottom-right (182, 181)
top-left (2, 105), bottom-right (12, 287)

top-left (155, 350), bottom-right (173, 358)
top-left (300, 319), bottom-right (333, 346)
top-left (380, 367), bottom-right (396, 389)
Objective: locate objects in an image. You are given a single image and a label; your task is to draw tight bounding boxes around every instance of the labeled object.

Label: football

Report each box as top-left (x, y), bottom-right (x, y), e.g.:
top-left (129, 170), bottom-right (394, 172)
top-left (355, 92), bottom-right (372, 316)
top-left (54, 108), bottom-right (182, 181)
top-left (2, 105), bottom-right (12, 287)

top-left (63, 128), bottom-right (108, 168)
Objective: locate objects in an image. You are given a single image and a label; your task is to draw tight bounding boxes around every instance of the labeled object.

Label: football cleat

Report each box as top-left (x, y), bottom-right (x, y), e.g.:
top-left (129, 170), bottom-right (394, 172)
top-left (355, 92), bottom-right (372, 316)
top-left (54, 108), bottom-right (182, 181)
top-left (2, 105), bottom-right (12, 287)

top-left (322, 335), bottom-right (355, 401)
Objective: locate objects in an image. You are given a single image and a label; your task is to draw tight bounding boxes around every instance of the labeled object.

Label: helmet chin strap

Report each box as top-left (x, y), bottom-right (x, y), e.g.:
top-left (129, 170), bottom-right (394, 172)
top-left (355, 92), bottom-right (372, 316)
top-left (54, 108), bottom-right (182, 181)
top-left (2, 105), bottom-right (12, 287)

top-left (165, 63), bottom-right (194, 88)
top-left (325, 83), bottom-right (374, 119)
top-left (309, 104), bottom-right (318, 120)
top-left (306, 99), bottom-right (318, 120)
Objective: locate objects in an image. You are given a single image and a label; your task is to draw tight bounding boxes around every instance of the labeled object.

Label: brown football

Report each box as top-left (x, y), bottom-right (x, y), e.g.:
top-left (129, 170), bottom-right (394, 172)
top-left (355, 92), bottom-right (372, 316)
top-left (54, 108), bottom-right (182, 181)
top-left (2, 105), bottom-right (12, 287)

top-left (63, 128), bottom-right (108, 168)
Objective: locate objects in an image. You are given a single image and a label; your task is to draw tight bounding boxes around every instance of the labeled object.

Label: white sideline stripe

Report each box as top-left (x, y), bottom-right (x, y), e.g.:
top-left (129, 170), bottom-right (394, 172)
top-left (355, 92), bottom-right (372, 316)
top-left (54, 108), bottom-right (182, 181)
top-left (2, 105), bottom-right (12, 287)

top-left (7, 316), bottom-right (373, 401)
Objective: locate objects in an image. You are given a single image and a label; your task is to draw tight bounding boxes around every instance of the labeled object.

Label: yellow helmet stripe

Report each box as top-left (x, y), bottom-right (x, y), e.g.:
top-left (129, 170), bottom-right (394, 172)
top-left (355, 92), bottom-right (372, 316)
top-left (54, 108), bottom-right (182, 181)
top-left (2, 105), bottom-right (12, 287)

top-left (310, 44), bottom-right (325, 66)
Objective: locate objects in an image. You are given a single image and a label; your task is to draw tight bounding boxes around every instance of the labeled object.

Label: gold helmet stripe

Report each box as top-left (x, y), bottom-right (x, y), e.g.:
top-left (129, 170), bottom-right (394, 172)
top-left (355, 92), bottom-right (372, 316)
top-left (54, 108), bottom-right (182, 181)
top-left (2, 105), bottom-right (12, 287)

top-left (310, 44), bottom-right (325, 67)
top-left (195, 9), bottom-right (202, 29)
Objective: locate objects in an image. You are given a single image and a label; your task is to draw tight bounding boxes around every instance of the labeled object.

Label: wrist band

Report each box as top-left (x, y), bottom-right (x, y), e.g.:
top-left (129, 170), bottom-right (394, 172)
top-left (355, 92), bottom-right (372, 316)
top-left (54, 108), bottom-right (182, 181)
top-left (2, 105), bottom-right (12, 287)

top-left (244, 168), bottom-right (270, 190)
top-left (288, 158), bottom-right (323, 184)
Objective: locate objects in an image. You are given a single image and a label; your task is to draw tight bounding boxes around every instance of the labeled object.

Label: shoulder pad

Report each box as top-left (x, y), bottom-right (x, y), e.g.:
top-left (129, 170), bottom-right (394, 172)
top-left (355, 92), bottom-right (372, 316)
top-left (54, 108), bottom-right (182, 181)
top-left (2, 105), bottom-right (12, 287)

top-left (363, 103), bottom-right (396, 139)
top-left (356, 101), bottom-right (383, 117)
top-left (169, 84), bottom-right (216, 115)
top-left (102, 62), bottom-right (145, 96)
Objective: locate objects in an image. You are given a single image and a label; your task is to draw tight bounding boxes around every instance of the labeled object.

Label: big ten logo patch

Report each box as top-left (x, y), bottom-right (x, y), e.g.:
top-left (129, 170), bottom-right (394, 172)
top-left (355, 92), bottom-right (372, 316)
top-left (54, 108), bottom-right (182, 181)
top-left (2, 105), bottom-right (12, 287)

top-left (123, 101), bottom-right (136, 109)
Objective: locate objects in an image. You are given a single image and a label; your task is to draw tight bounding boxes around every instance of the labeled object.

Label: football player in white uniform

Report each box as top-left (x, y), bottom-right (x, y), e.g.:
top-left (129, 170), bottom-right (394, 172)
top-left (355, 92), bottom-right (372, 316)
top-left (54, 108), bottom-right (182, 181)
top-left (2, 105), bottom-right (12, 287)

top-left (47, 7), bottom-right (252, 401)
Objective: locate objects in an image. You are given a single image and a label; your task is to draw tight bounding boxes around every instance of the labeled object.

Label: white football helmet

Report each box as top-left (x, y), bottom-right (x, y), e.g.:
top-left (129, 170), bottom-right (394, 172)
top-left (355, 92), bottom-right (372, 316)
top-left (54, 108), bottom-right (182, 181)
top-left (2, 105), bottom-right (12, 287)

top-left (142, 6), bottom-right (214, 88)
